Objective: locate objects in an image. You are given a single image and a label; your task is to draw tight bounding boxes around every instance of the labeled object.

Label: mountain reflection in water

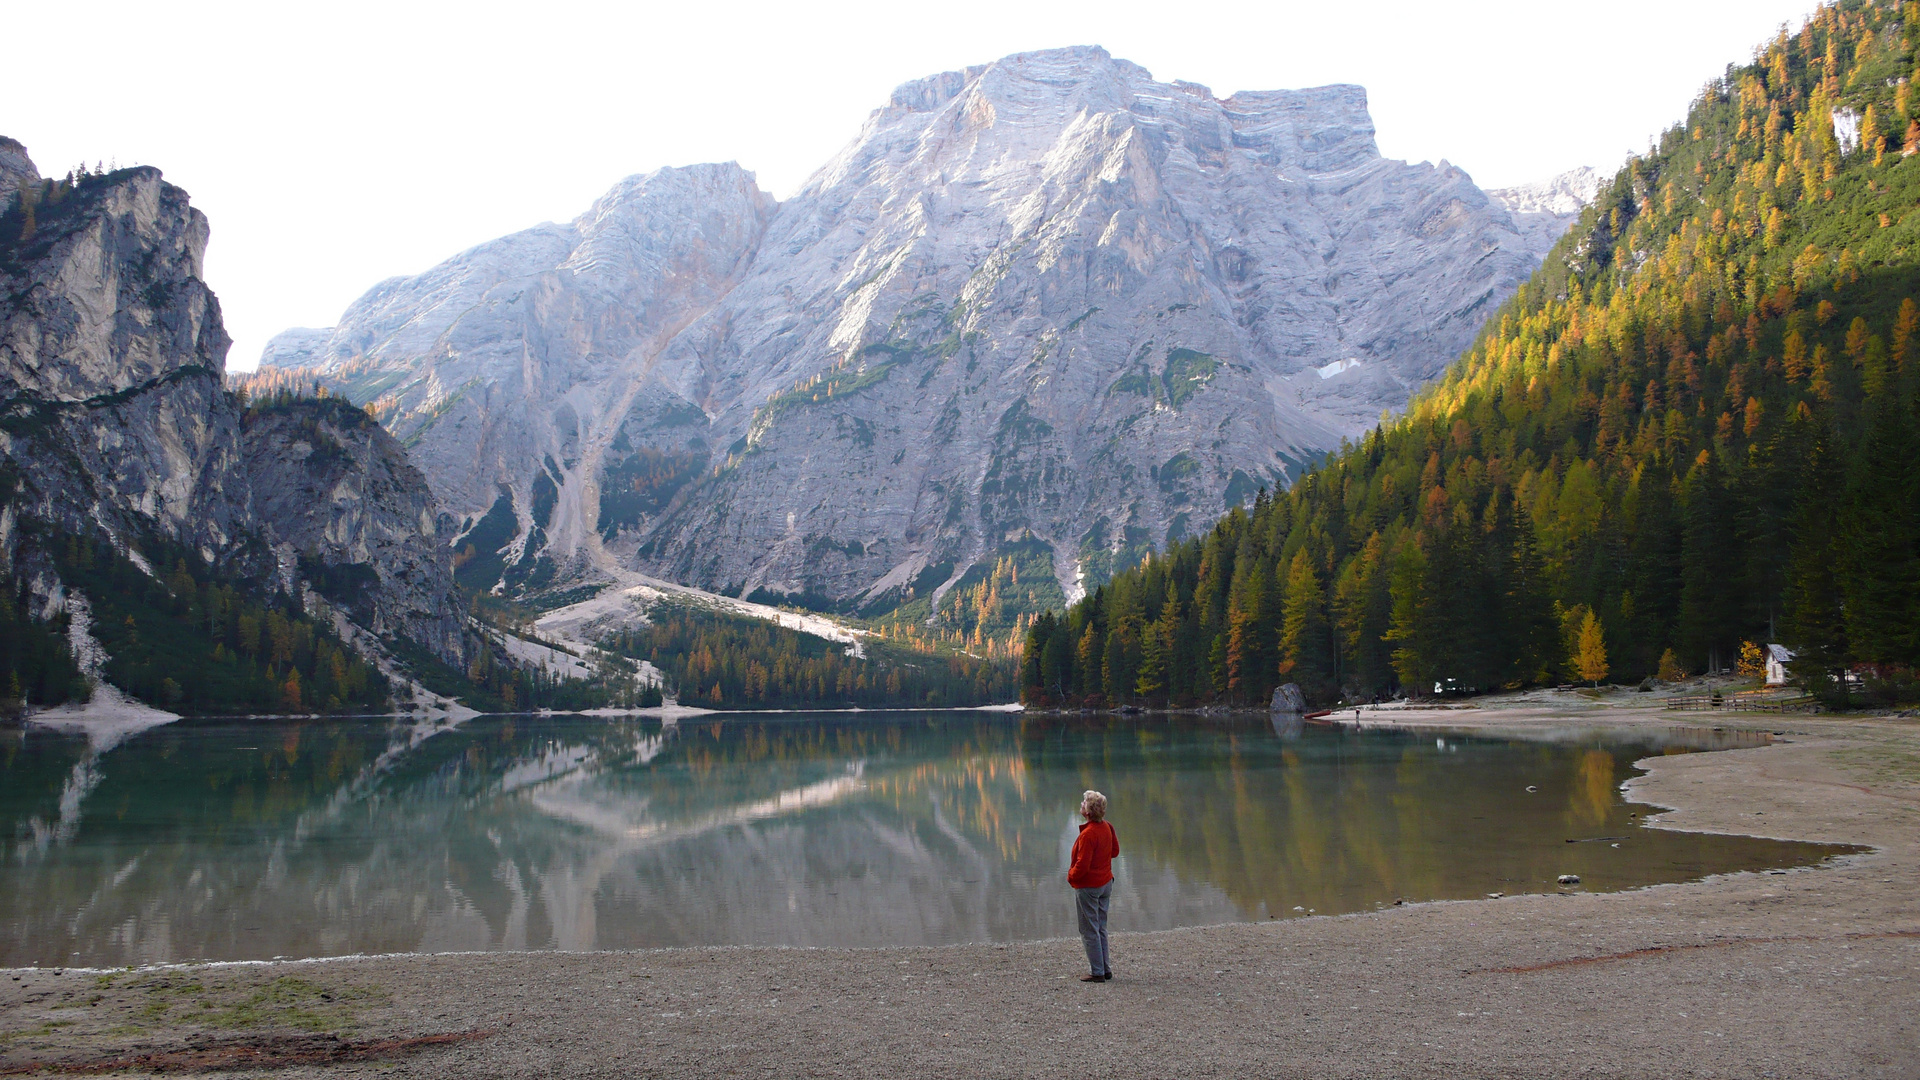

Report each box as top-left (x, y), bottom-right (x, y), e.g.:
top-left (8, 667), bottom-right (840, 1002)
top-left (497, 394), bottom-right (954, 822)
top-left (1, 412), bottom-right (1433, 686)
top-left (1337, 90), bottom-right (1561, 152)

top-left (0, 713), bottom-right (1848, 966)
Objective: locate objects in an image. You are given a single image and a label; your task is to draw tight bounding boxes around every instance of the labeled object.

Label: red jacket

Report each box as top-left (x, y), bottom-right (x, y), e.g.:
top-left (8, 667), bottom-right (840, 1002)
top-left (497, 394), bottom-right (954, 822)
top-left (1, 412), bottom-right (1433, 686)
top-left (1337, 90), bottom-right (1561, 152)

top-left (1069, 820), bottom-right (1119, 889)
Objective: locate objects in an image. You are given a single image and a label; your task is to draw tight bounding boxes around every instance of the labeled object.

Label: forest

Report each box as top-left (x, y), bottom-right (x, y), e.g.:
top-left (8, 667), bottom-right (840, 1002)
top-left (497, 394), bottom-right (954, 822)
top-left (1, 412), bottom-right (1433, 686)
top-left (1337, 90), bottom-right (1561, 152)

top-left (0, 574), bottom-right (89, 714)
top-left (1024, 0), bottom-right (1920, 710)
top-left (45, 533), bottom-right (391, 714)
top-left (606, 605), bottom-right (1018, 710)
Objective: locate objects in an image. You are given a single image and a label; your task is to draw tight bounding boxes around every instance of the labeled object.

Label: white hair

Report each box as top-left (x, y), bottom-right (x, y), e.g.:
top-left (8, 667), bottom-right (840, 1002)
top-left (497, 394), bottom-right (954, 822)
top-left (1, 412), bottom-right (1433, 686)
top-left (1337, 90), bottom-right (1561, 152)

top-left (1080, 790), bottom-right (1108, 820)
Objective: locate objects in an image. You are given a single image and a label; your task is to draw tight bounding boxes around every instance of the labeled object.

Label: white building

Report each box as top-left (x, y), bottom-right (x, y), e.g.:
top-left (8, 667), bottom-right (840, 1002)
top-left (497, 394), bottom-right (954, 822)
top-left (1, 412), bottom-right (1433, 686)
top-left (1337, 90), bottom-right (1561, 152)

top-left (1765, 644), bottom-right (1794, 687)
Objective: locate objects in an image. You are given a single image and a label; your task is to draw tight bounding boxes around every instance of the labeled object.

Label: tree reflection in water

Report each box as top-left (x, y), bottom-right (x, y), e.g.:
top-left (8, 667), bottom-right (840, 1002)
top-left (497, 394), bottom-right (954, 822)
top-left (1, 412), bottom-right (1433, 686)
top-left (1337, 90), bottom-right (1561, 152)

top-left (0, 713), bottom-right (1848, 966)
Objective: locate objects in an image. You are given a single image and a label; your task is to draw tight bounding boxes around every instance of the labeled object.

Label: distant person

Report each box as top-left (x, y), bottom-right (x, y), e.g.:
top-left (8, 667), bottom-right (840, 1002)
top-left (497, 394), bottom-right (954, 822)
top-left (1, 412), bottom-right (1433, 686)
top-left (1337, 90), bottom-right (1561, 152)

top-left (1069, 789), bottom-right (1119, 982)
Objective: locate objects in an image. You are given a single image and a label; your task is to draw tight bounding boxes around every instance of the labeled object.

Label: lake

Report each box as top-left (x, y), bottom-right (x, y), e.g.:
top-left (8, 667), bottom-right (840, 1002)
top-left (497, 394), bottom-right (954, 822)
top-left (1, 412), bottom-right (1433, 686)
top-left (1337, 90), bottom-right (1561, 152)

top-left (0, 712), bottom-right (1850, 966)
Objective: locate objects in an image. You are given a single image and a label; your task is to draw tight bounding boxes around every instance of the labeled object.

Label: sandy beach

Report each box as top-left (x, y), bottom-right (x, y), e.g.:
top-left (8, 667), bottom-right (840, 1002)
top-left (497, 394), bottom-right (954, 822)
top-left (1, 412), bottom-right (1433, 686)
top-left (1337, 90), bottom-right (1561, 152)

top-left (3, 699), bottom-right (1915, 1078)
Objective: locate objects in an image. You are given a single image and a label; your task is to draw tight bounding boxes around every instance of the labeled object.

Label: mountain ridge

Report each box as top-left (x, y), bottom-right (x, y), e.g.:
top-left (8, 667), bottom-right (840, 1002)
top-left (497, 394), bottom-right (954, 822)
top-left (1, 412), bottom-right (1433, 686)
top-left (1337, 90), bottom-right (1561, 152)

top-left (257, 47), bottom-right (1588, 631)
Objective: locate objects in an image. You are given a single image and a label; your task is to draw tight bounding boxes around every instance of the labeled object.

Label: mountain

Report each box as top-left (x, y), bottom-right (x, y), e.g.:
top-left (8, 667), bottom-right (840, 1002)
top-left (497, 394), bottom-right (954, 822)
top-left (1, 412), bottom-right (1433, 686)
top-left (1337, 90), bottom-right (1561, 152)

top-left (256, 47), bottom-right (1585, 621)
top-left (241, 394), bottom-right (465, 659)
top-left (0, 155), bottom-right (248, 561)
top-left (1022, 0), bottom-right (1920, 709)
top-left (0, 143), bottom-right (464, 715)
top-left (1487, 166), bottom-right (1602, 252)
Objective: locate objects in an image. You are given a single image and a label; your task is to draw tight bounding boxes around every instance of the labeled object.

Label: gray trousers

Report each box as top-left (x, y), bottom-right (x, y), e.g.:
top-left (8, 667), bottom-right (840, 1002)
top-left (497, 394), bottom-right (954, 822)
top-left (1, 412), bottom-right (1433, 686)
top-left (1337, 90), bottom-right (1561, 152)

top-left (1075, 882), bottom-right (1112, 976)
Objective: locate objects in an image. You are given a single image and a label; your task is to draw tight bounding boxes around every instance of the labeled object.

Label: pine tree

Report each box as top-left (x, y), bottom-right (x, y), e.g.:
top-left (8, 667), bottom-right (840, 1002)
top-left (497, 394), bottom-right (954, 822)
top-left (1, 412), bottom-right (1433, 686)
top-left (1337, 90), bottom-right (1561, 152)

top-left (1574, 611), bottom-right (1609, 686)
top-left (1679, 451), bottom-right (1740, 672)
top-left (1076, 622), bottom-right (1100, 700)
top-left (1839, 398), bottom-right (1920, 665)
top-left (1783, 433), bottom-right (1853, 704)
top-left (1224, 560), bottom-right (1273, 704)
top-left (1134, 618), bottom-right (1166, 700)
top-left (1334, 533), bottom-right (1393, 696)
top-left (1278, 549), bottom-right (1335, 701)
top-left (1385, 541), bottom-right (1430, 694)
top-left (1657, 648), bottom-right (1687, 682)
top-left (1497, 499), bottom-right (1561, 686)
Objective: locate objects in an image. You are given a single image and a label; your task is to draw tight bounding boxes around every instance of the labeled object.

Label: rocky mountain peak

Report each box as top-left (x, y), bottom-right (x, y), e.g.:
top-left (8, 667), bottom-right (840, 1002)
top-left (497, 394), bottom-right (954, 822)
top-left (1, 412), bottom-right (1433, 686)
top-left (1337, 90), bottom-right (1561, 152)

top-left (1488, 166), bottom-right (1603, 217)
top-left (841, 49), bottom-right (1379, 193)
top-left (1484, 166), bottom-right (1603, 256)
top-left (258, 50), bottom-right (1594, 612)
top-left (1, 158), bottom-right (227, 404)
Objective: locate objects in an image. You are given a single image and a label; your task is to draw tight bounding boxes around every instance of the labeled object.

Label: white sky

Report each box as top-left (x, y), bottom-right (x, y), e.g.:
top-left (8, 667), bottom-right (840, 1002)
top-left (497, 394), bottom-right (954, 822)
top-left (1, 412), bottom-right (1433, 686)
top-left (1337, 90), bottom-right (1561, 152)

top-left (7, 0), bottom-right (1819, 371)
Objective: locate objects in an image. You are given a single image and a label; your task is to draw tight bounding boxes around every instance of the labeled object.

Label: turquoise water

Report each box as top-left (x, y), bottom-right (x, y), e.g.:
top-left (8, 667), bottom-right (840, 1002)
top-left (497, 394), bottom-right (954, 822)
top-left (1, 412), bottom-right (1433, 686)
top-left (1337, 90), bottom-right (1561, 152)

top-left (0, 713), bottom-right (1847, 966)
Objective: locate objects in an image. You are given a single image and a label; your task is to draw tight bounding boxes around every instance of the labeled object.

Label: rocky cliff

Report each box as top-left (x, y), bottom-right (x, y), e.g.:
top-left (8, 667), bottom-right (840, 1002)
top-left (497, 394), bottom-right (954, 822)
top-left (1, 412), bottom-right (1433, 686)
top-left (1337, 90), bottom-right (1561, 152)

top-left (242, 395), bottom-right (465, 660)
top-left (0, 158), bottom-right (252, 570)
top-left (0, 143), bottom-right (464, 671)
top-left (261, 48), bottom-right (1591, 610)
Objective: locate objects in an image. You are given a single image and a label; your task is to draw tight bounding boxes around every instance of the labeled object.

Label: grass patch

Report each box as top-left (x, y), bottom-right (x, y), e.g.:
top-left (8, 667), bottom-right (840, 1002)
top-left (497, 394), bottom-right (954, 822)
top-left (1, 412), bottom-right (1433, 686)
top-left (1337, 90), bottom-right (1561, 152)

top-left (119, 974), bottom-right (388, 1035)
top-left (0, 1021), bottom-right (76, 1044)
top-left (199, 977), bottom-right (387, 1033)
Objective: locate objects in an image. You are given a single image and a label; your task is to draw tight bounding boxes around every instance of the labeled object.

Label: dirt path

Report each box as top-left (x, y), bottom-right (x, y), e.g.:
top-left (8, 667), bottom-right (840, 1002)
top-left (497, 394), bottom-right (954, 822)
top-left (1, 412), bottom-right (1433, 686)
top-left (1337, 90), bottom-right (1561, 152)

top-left (4, 708), bottom-right (1916, 1077)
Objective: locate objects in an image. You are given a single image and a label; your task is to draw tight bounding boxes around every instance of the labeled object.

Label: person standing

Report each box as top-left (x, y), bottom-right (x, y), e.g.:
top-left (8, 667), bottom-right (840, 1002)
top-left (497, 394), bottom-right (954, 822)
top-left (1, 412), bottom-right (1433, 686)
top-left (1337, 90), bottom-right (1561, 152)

top-left (1069, 789), bottom-right (1118, 982)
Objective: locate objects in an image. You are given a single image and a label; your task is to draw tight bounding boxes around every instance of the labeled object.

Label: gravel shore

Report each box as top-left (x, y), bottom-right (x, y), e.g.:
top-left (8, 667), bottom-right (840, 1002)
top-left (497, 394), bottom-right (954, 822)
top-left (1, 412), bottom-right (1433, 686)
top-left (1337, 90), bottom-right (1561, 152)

top-left (4, 702), bottom-right (1916, 1077)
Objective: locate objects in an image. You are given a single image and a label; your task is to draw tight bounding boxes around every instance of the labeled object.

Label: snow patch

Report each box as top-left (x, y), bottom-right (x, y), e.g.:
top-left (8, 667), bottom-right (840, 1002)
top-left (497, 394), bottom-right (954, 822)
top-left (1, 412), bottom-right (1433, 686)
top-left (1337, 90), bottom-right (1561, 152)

top-left (1316, 358), bottom-right (1364, 380)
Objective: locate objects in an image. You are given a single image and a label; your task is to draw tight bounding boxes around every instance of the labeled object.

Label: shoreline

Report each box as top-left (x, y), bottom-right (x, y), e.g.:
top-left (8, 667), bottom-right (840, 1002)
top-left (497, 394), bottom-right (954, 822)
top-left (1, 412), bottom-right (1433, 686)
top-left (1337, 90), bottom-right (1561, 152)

top-left (3, 701), bottom-right (1916, 1076)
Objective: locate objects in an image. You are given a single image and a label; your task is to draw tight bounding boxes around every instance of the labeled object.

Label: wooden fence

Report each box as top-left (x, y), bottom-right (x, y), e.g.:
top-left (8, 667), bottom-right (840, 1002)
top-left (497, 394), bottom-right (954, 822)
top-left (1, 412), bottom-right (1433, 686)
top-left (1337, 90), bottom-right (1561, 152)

top-left (1664, 693), bottom-right (1819, 713)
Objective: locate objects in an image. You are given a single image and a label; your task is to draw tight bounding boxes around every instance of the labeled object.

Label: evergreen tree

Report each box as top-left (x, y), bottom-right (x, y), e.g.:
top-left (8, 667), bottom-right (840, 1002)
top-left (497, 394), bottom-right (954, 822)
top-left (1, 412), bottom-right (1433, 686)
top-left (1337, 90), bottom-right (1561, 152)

top-left (1385, 540), bottom-right (1434, 694)
top-left (1278, 549), bottom-right (1335, 701)
top-left (1840, 398), bottom-right (1920, 665)
top-left (1333, 533), bottom-right (1394, 696)
top-left (1783, 433), bottom-right (1854, 705)
top-left (1502, 501), bottom-right (1563, 685)
top-left (1679, 451), bottom-right (1740, 672)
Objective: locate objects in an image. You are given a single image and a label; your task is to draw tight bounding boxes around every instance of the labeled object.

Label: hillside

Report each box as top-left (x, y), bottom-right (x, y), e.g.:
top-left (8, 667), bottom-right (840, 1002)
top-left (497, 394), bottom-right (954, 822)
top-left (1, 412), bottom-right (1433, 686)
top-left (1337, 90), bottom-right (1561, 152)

top-left (1023, 0), bottom-right (1920, 709)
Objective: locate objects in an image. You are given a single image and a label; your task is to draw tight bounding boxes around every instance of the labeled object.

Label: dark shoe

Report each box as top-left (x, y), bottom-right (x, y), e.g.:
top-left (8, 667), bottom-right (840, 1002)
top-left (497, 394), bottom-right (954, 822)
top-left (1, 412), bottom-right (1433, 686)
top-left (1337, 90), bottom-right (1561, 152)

top-left (1078, 973), bottom-right (1104, 982)
top-left (1100, 972), bottom-right (1113, 981)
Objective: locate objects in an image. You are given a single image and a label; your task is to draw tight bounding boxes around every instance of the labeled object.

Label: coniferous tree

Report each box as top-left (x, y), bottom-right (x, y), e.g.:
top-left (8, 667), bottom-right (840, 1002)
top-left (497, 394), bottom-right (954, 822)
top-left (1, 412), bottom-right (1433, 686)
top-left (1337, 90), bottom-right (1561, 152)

top-left (1503, 501), bottom-right (1562, 685)
top-left (1840, 399), bottom-right (1920, 665)
top-left (1679, 451), bottom-right (1740, 672)
top-left (1784, 431), bottom-right (1854, 704)
top-left (1575, 611), bottom-right (1610, 686)
top-left (1385, 540), bottom-right (1434, 694)
top-left (1333, 533), bottom-right (1394, 696)
top-left (1278, 549), bottom-right (1336, 701)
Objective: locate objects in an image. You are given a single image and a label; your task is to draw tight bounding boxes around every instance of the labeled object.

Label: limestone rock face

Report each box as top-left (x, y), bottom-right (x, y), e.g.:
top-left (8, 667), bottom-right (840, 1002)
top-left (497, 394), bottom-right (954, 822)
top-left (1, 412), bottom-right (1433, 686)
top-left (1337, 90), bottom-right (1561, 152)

top-left (241, 397), bottom-right (465, 661)
top-left (263, 164), bottom-right (776, 593)
top-left (262, 48), bottom-right (1587, 607)
top-left (0, 161), bottom-right (251, 563)
top-left (0, 142), bottom-right (463, 664)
